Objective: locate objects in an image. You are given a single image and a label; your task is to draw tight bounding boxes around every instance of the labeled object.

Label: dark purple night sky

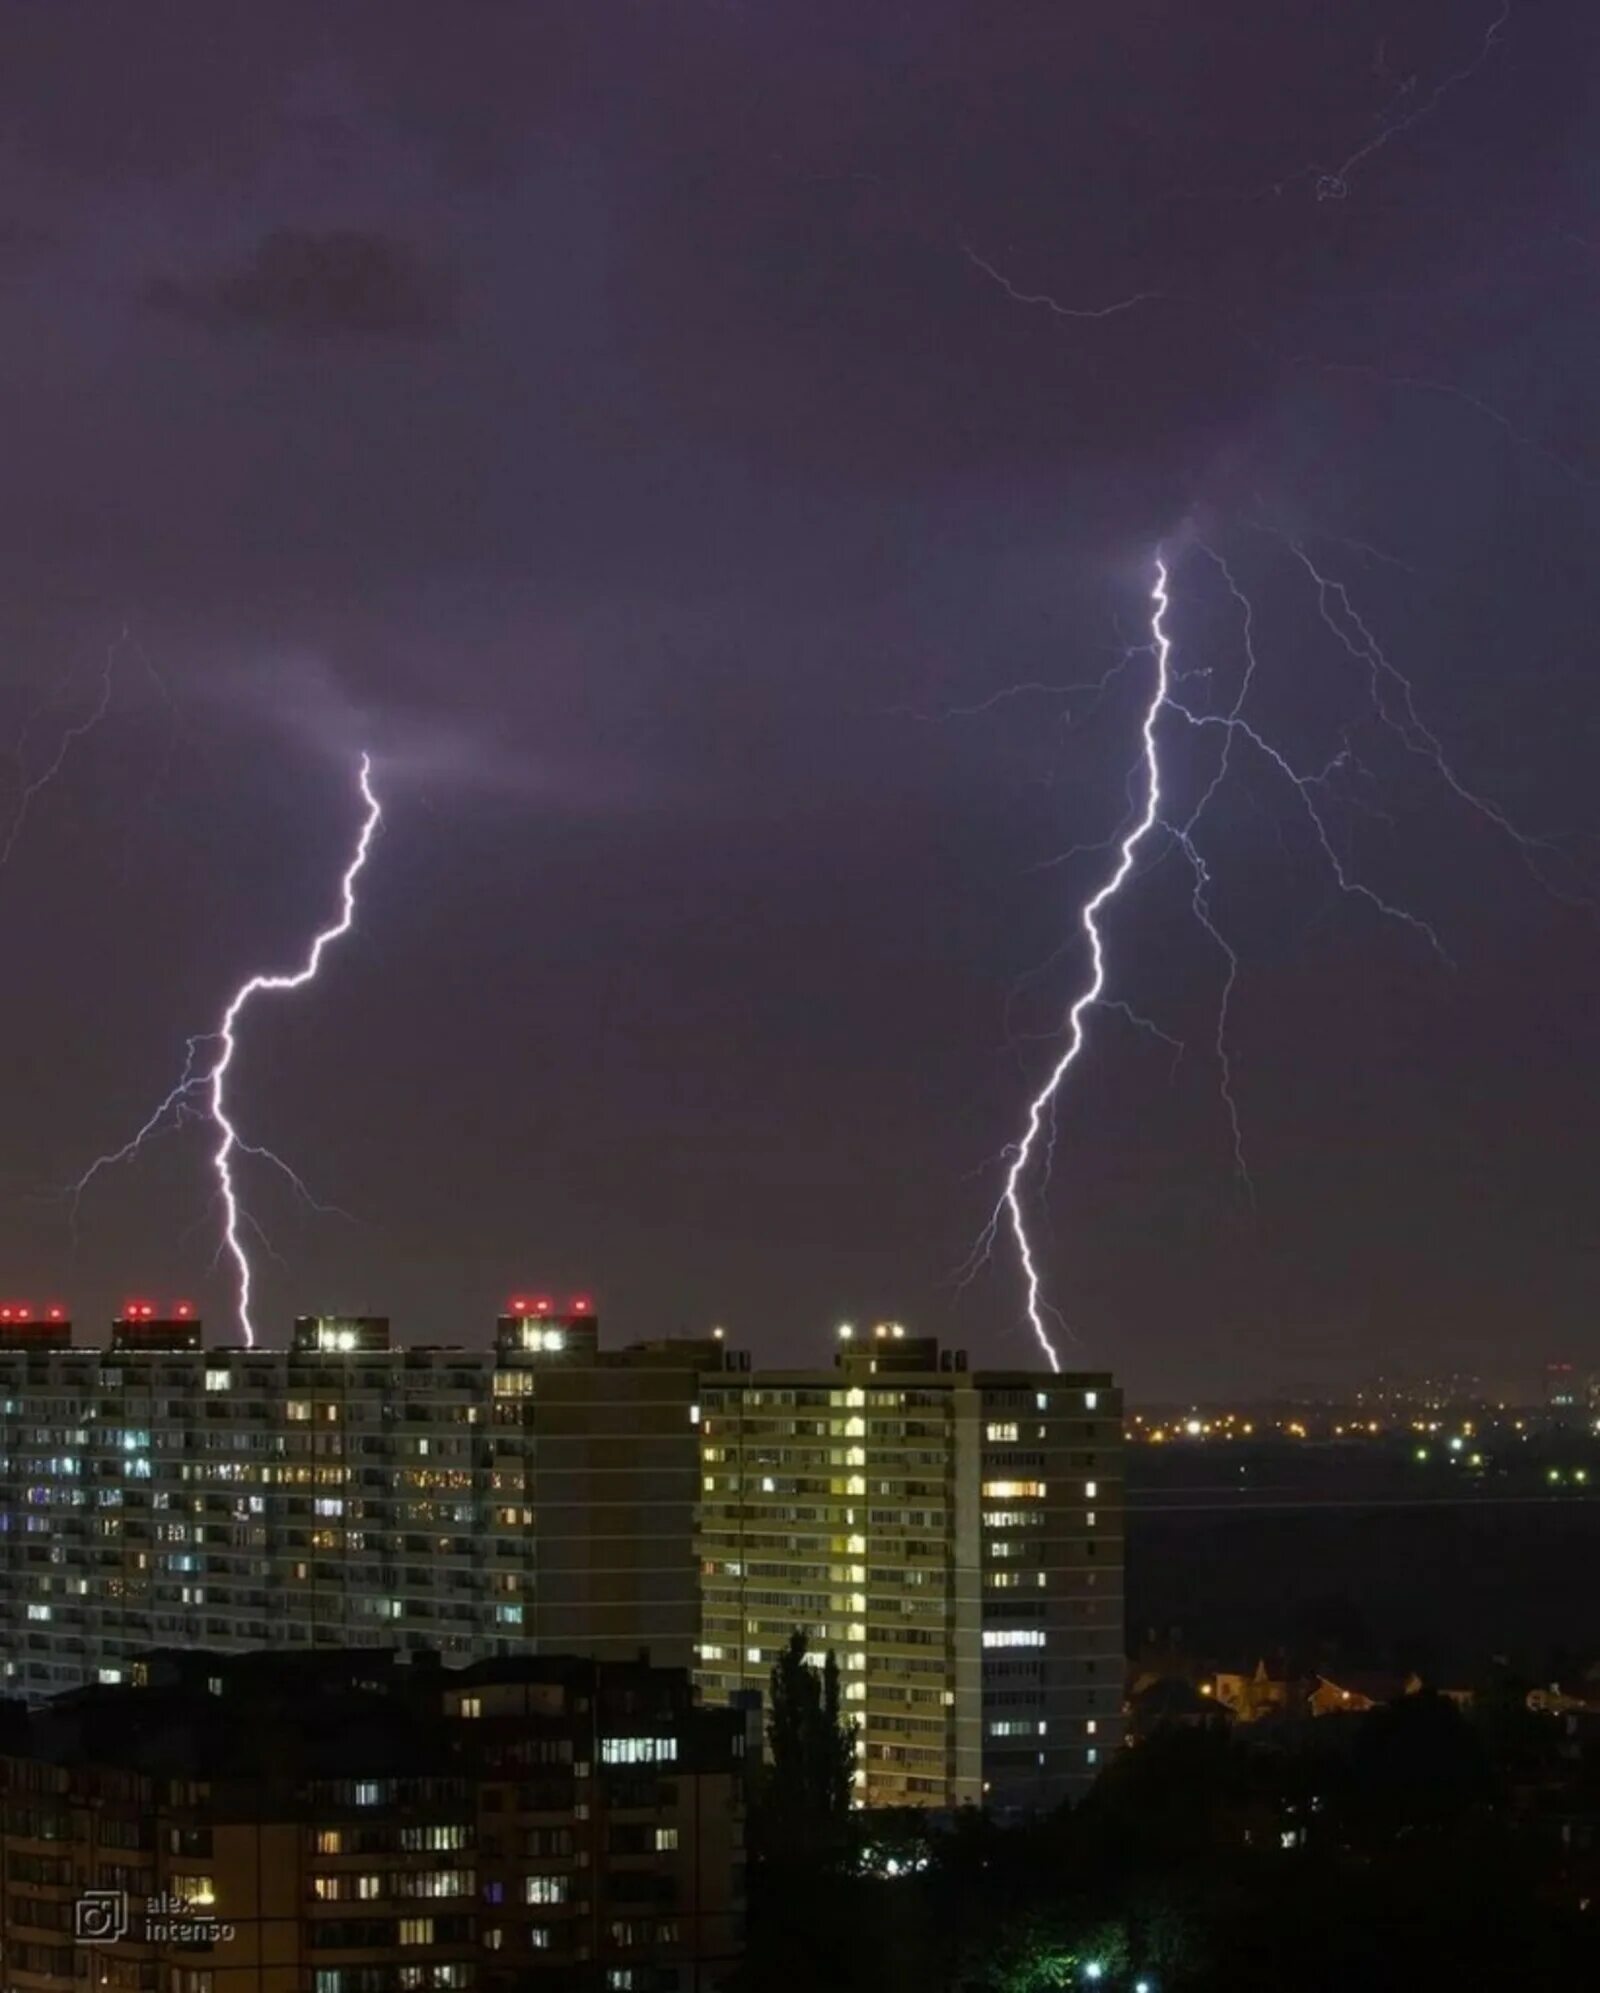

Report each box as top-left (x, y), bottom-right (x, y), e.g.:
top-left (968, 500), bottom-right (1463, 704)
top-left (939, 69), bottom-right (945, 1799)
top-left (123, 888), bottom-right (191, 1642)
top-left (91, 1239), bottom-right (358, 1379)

top-left (1, 1), bottom-right (1596, 1397)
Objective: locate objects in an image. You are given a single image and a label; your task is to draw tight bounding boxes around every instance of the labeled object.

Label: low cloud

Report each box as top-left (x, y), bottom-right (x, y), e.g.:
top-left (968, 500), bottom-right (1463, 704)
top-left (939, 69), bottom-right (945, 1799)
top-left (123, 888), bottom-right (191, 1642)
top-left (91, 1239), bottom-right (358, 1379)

top-left (147, 227), bottom-right (453, 337)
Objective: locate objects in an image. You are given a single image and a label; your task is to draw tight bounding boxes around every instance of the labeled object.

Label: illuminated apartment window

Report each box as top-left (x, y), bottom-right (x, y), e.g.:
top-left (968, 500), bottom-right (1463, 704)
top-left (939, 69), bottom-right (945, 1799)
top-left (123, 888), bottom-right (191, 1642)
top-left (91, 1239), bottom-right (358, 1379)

top-left (1084, 1391), bottom-right (1098, 1409)
top-left (525, 1875), bottom-right (569, 1905)
top-left (746, 1646), bottom-right (761, 1665)
top-left (315, 1829), bottom-right (344, 1855)
top-left (981, 1481), bottom-right (1045, 1500)
top-left (204, 1370), bottom-right (231, 1392)
top-left (1086, 1511), bottom-right (1096, 1528)
top-left (654, 1827), bottom-right (679, 1852)
top-left (458, 1696), bottom-right (482, 1719)
top-left (982, 1629), bottom-right (1046, 1649)
top-left (985, 1423), bottom-right (1019, 1444)
top-left (171, 1875), bottom-right (216, 1907)
top-left (286, 1401), bottom-right (311, 1422)
top-left (1036, 1393), bottom-right (1049, 1411)
top-left (356, 1876), bottom-right (384, 1900)
top-left (1087, 1747), bottom-right (1099, 1766)
top-left (528, 1928), bottom-right (552, 1950)
top-left (1086, 1719), bottom-right (1098, 1735)
top-left (398, 1918), bottom-right (435, 1946)
top-left (600, 1736), bottom-right (678, 1765)
top-left (1084, 1480), bottom-right (1097, 1499)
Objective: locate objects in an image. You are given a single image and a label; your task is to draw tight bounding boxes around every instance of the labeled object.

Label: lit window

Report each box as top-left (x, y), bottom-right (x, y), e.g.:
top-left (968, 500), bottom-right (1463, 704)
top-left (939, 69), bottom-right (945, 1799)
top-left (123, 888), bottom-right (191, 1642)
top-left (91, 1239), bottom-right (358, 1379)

top-left (985, 1423), bottom-right (1019, 1443)
top-left (1086, 1511), bottom-right (1096, 1528)
top-left (1087, 1747), bottom-right (1099, 1766)
top-left (654, 1827), bottom-right (678, 1852)
top-left (981, 1480), bottom-right (1045, 1500)
top-left (525, 1876), bottom-right (569, 1905)
top-left (316, 1830), bottom-right (344, 1855)
top-left (171, 1875), bottom-right (215, 1907)
top-left (1084, 1390), bottom-right (1098, 1409)
top-left (458, 1696), bottom-right (481, 1720)
top-left (1084, 1480), bottom-right (1097, 1499)
top-left (398, 1918), bottom-right (435, 1946)
top-left (600, 1736), bottom-right (678, 1765)
top-left (982, 1629), bottom-right (1046, 1649)
top-left (1036, 1393), bottom-right (1049, 1411)
top-left (746, 1646), bottom-right (761, 1665)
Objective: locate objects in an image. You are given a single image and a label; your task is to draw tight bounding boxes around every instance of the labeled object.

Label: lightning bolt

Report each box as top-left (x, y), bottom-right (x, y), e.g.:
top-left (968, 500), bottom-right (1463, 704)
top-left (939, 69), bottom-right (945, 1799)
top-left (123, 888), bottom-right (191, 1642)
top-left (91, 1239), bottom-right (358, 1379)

top-left (978, 560), bottom-right (1175, 1371)
top-left (70, 752), bottom-right (382, 1345)
top-left (962, 245), bottom-right (1165, 322)
top-left (1, 635), bottom-right (121, 868)
top-left (1314, 2), bottom-right (1512, 201)
top-left (974, 540), bottom-right (1495, 1365)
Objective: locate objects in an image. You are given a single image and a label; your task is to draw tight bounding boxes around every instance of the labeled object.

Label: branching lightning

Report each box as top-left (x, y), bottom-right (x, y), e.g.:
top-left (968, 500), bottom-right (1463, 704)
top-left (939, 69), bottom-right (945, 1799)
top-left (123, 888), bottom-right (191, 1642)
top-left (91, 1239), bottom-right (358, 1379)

top-left (1314, 3), bottom-right (1513, 201)
top-left (70, 753), bottom-right (382, 1345)
top-left (1, 635), bottom-right (122, 869)
top-left (958, 519), bottom-right (1580, 1366)
top-left (969, 561), bottom-right (1175, 1371)
top-left (962, 245), bottom-right (1164, 323)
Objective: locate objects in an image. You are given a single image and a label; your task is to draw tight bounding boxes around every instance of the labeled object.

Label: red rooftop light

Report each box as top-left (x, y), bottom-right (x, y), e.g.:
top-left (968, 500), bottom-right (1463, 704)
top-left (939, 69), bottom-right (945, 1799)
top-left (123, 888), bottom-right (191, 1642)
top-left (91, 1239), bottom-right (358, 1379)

top-left (175, 1302), bottom-right (192, 1318)
top-left (510, 1297), bottom-right (528, 1314)
top-left (570, 1296), bottom-right (591, 1314)
top-left (47, 1307), bottom-right (63, 1322)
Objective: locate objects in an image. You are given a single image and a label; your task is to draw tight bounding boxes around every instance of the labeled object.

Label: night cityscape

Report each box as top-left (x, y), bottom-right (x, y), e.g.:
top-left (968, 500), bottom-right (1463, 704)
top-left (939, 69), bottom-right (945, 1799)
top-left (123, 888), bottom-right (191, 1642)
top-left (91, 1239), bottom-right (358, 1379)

top-left (2, 4), bottom-right (1598, 1990)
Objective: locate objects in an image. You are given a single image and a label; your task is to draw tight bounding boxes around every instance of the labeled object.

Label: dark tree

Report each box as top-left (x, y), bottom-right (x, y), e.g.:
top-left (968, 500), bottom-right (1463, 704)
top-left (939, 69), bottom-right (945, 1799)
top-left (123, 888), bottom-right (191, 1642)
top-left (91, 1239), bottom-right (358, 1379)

top-left (761, 1628), bottom-right (858, 1864)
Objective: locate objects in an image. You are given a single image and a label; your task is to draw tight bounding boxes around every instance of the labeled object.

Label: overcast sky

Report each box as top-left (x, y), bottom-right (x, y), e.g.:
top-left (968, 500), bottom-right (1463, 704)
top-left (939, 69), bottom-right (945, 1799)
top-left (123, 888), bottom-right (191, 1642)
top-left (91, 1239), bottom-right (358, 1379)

top-left (1, 1), bottom-right (1595, 1397)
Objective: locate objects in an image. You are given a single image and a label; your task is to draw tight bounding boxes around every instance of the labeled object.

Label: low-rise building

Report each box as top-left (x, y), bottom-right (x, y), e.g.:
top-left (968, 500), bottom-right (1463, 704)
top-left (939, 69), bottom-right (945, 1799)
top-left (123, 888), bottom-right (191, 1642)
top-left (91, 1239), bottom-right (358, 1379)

top-left (0, 1647), bottom-right (746, 1993)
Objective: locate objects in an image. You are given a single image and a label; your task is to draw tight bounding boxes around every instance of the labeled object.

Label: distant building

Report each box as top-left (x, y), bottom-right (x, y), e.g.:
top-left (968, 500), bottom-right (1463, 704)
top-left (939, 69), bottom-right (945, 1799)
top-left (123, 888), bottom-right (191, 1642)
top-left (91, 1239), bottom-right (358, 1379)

top-left (1308, 1670), bottom-right (1422, 1716)
top-left (1212, 1658), bottom-right (1299, 1724)
top-left (0, 1646), bottom-right (746, 1991)
top-left (695, 1326), bottom-right (1123, 1814)
top-left (0, 1305), bottom-right (738, 1696)
top-left (1547, 1363), bottom-right (1581, 1410)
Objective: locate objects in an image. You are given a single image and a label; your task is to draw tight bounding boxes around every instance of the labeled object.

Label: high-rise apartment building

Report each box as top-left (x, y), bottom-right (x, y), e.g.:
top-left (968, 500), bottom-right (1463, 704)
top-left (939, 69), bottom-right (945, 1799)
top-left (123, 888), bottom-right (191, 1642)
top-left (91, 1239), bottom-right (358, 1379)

top-left (0, 1305), bottom-right (736, 1698)
top-left (0, 1645), bottom-right (746, 1993)
top-left (694, 1329), bottom-right (1122, 1814)
top-left (0, 1304), bottom-right (1121, 1820)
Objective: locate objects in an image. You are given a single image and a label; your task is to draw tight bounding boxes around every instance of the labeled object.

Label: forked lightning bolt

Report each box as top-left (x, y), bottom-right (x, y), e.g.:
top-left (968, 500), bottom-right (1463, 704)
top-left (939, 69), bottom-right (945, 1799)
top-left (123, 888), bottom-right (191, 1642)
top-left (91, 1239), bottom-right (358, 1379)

top-left (973, 536), bottom-right (1569, 1365)
top-left (71, 753), bottom-right (382, 1345)
top-left (984, 561), bottom-right (1175, 1371)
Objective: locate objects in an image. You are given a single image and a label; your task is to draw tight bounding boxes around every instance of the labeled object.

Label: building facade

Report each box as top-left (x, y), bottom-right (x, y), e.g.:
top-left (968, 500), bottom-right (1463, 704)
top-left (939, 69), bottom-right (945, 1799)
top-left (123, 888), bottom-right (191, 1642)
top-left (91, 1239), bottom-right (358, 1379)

top-left (0, 1308), bottom-right (734, 1699)
top-left (694, 1329), bottom-right (1123, 1812)
top-left (0, 1647), bottom-right (745, 1993)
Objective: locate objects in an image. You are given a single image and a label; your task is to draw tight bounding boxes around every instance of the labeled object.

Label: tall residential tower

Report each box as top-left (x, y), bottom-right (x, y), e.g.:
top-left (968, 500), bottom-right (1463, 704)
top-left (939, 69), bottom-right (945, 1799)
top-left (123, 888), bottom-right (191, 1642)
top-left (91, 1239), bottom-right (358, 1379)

top-left (694, 1328), bottom-right (1122, 1813)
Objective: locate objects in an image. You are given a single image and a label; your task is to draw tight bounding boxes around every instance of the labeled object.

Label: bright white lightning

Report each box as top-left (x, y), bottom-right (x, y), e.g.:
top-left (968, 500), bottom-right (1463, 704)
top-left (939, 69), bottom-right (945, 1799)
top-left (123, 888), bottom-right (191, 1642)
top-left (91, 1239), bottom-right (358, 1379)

top-left (70, 753), bottom-right (381, 1345)
top-left (988, 560), bottom-right (1175, 1372)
